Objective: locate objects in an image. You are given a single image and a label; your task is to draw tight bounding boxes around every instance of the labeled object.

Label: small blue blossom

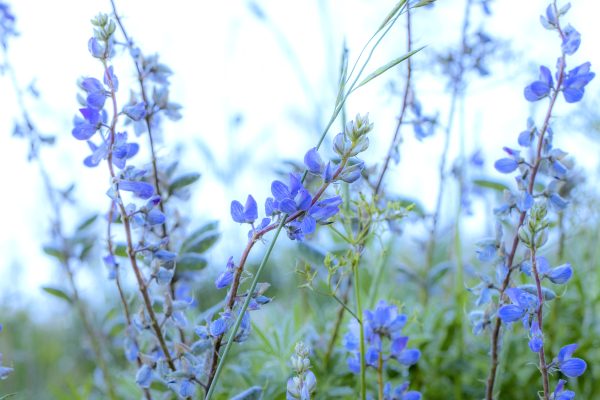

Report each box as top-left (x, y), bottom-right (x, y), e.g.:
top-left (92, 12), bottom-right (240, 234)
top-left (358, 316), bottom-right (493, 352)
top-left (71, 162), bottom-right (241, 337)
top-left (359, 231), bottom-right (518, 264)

top-left (383, 382), bottom-right (422, 400)
top-left (119, 180), bottom-right (155, 199)
top-left (524, 66), bottom-right (553, 102)
top-left (215, 256), bottom-right (236, 289)
top-left (552, 380), bottom-right (576, 400)
top-left (556, 343), bottom-right (587, 378)
top-left (231, 195), bottom-right (258, 224)
top-left (497, 287), bottom-right (538, 324)
top-left (561, 25), bottom-right (581, 55)
top-left (562, 62), bottom-right (595, 103)
top-left (135, 364), bottom-right (153, 388)
top-left (123, 102), bottom-right (147, 121)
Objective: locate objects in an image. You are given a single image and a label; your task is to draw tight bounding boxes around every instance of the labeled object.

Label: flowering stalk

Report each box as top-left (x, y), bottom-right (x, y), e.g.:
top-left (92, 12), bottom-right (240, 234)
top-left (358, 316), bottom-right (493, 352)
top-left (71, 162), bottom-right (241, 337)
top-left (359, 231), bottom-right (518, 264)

top-left (3, 7), bottom-right (118, 396)
top-left (482, 2), bottom-right (594, 398)
top-left (205, 3), bottom-right (421, 395)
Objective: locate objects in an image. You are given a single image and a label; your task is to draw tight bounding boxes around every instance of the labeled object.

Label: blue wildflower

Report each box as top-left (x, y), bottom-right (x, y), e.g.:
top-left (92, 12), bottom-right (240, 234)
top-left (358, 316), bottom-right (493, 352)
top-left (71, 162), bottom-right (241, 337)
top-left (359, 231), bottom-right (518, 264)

top-left (562, 62), bottom-right (595, 103)
top-left (231, 195), bottom-right (258, 224)
top-left (383, 382), bottom-right (421, 400)
top-left (497, 287), bottom-right (538, 324)
top-left (561, 25), bottom-right (581, 55)
top-left (524, 66), bottom-right (553, 101)
top-left (556, 343), bottom-right (587, 378)
top-left (215, 256), bottom-right (236, 289)
top-left (119, 180), bottom-right (155, 199)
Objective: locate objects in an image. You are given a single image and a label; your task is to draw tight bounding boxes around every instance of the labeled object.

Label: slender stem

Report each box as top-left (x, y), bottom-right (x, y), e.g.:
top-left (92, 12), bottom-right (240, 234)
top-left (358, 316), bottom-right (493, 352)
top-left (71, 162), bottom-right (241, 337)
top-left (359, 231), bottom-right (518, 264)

top-left (103, 60), bottom-right (177, 372)
top-left (205, 158), bottom-right (351, 396)
top-left (530, 249), bottom-right (550, 400)
top-left (324, 283), bottom-right (351, 369)
top-left (3, 47), bottom-right (119, 400)
top-left (485, 29), bottom-right (566, 399)
top-left (353, 256), bottom-right (366, 400)
top-left (425, 0), bottom-right (472, 292)
top-left (374, 5), bottom-right (412, 196)
top-left (377, 350), bottom-right (384, 400)
top-left (109, 0), bottom-right (188, 347)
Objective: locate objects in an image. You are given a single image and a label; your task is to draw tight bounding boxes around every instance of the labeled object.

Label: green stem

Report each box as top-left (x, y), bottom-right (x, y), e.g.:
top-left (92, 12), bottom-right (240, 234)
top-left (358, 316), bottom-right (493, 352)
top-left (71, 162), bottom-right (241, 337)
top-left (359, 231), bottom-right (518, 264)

top-left (353, 256), bottom-right (366, 400)
top-left (204, 222), bottom-right (286, 399)
top-left (377, 351), bottom-right (384, 400)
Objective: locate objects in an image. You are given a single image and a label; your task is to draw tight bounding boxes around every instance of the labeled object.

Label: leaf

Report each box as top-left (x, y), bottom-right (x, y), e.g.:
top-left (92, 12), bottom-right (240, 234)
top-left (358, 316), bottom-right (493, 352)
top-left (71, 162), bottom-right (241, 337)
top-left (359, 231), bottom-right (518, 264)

top-left (378, 0), bottom-right (407, 31)
top-left (181, 232), bottom-right (220, 254)
top-left (76, 214), bottom-right (98, 232)
top-left (230, 386), bottom-right (263, 400)
top-left (42, 245), bottom-right (65, 263)
top-left (0, 394), bottom-right (18, 400)
top-left (168, 172), bottom-right (201, 195)
top-left (181, 222), bottom-right (219, 249)
top-left (354, 47), bottom-right (425, 90)
top-left (115, 244), bottom-right (128, 258)
top-left (176, 253), bottom-right (208, 271)
top-left (42, 286), bottom-right (72, 304)
top-left (472, 178), bottom-right (509, 192)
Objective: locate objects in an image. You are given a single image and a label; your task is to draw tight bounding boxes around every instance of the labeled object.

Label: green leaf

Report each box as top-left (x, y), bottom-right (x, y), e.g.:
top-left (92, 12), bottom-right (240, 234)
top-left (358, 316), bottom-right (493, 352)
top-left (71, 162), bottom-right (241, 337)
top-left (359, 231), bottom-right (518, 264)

top-left (168, 172), bottom-right (201, 195)
top-left (176, 253), bottom-right (208, 271)
top-left (472, 178), bottom-right (509, 192)
top-left (378, 0), bottom-right (407, 31)
top-left (181, 222), bottom-right (220, 254)
top-left (0, 394), bottom-right (18, 400)
top-left (354, 47), bottom-right (425, 90)
top-left (115, 244), bottom-right (128, 258)
top-left (42, 245), bottom-right (65, 263)
top-left (76, 214), bottom-right (98, 232)
top-left (230, 386), bottom-right (263, 400)
top-left (41, 286), bottom-right (72, 304)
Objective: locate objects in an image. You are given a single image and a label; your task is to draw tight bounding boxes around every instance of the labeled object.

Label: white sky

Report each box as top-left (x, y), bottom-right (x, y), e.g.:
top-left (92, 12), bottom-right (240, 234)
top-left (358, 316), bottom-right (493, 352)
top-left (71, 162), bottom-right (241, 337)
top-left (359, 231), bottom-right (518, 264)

top-left (1, 0), bottom-right (599, 312)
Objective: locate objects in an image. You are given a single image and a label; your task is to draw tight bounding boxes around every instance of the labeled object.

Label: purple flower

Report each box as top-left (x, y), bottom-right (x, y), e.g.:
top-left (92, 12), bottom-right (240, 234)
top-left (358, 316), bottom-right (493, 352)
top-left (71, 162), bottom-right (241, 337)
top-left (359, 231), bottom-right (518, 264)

top-left (556, 343), bottom-right (587, 377)
top-left (215, 256), bottom-right (236, 289)
top-left (304, 147), bottom-right (323, 174)
top-left (561, 25), bottom-right (581, 55)
top-left (135, 364), bottom-right (153, 388)
top-left (231, 195), bottom-right (258, 224)
top-left (119, 180), bottom-right (154, 199)
top-left (123, 102), bottom-right (147, 121)
top-left (497, 287), bottom-right (538, 324)
top-left (524, 66), bottom-right (553, 101)
top-left (562, 62), bottom-right (595, 103)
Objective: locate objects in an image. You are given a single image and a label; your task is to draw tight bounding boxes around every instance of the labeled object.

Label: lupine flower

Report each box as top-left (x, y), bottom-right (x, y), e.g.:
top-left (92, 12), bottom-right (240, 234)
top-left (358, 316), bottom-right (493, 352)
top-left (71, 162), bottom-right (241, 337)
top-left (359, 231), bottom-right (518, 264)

top-left (383, 382), bottom-right (422, 400)
top-left (135, 364), bottom-right (153, 388)
top-left (562, 62), bottom-right (595, 103)
top-left (286, 342), bottom-right (317, 400)
top-left (524, 66), bottom-right (553, 102)
top-left (555, 344), bottom-right (587, 378)
top-left (231, 195), bottom-right (258, 224)
top-left (118, 180), bottom-right (155, 199)
top-left (0, 2), bottom-right (17, 49)
top-left (552, 379), bottom-right (576, 400)
top-left (344, 300), bottom-right (420, 374)
top-left (497, 287), bottom-right (538, 324)
top-left (215, 256), bottom-right (236, 289)
top-left (561, 25), bottom-right (581, 55)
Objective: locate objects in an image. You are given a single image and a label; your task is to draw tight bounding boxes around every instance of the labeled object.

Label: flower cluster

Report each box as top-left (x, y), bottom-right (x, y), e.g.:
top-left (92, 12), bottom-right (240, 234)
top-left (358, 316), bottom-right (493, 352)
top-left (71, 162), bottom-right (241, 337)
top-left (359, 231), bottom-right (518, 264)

top-left (473, 3), bottom-right (592, 398)
top-left (286, 342), bottom-right (317, 400)
top-left (228, 114), bottom-right (372, 242)
top-left (344, 300), bottom-right (421, 399)
top-left (0, 1), bottom-right (16, 49)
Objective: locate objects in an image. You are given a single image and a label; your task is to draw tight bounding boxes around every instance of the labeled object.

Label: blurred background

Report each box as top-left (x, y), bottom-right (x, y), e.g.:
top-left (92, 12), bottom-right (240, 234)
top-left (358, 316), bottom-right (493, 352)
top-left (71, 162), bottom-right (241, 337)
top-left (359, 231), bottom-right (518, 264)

top-left (1, 0), bottom-right (599, 398)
